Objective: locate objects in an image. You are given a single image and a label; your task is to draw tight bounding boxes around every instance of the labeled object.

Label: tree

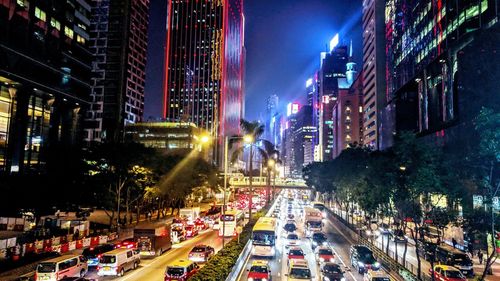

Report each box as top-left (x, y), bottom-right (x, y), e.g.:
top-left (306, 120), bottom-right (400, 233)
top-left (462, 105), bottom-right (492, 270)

top-left (230, 119), bottom-right (270, 221)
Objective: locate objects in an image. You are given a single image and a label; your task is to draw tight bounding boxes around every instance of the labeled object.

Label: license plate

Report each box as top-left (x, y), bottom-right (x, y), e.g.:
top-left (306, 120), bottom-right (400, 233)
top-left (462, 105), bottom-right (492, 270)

top-left (104, 266), bottom-right (111, 271)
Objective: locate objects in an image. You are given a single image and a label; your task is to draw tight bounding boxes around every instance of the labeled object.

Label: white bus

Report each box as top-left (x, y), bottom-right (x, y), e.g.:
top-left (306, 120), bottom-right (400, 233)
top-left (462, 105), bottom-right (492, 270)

top-left (251, 217), bottom-right (277, 257)
top-left (218, 209), bottom-right (244, 237)
top-left (304, 206), bottom-right (324, 237)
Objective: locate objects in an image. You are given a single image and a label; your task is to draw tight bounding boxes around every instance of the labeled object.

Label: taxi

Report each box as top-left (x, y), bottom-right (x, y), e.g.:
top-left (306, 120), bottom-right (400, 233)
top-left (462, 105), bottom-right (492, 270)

top-left (429, 265), bottom-right (467, 281)
top-left (247, 260), bottom-right (272, 281)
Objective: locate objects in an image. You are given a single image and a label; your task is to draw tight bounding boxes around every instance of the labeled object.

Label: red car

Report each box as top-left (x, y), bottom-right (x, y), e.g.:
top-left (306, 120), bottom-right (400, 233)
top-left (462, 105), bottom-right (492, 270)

top-left (315, 246), bottom-right (335, 263)
top-left (247, 260), bottom-right (271, 281)
top-left (194, 218), bottom-right (208, 230)
top-left (165, 259), bottom-right (199, 281)
top-left (185, 225), bottom-right (198, 237)
top-left (287, 247), bottom-right (305, 264)
top-left (430, 265), bottom-right (467, 281)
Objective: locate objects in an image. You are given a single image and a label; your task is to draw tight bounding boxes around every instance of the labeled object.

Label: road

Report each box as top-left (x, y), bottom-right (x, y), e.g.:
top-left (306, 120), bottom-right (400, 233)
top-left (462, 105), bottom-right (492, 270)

top-left (238, 195), bottom-right (381, 281)
top-left (84, 229), bottom-right (230, 280)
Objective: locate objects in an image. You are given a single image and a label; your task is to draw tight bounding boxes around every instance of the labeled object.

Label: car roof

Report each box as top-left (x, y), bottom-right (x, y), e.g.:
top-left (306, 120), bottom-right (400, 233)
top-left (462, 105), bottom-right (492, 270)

top-left (251, 260), bottom-right (269, 266)
top-left (289, 259), bottom-right (309, 268)
top-left (435, 265), bottom-right (459, 271)
top-left (40, 254), bottom-right (81, 263)
top-left (317, 246), bottom-right (333, 251)
top-left (169, 259), bottom-right (194, 268)
top-left (367, 270), bottom-right (390, 278)
top-left (289, 246), bottom-right (303, 251)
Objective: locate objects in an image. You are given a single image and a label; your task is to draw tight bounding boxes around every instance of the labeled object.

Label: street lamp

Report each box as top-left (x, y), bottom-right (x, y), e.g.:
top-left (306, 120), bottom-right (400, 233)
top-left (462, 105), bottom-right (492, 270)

top-left (267, 159), bottom-right (276, 202)
top-left (200, 135), bottom-right (210, 144)
top-left (243, 135), bottom-right (253, 144)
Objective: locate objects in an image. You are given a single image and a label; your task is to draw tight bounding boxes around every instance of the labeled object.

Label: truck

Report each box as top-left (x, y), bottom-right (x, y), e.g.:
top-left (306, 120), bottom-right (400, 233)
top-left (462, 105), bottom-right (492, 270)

top-left (133, 222), bottom-right (172, 257)
top-left (179, 207), bottom-right (200, 222)
top-left (304, 206), bottom-right (324, 237)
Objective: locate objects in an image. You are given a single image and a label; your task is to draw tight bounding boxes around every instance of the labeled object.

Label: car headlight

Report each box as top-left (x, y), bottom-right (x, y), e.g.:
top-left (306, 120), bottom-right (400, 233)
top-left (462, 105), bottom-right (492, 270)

top-left (324, 277), bottom-right (330, 281)
top-left (319, 257), bottom-right (325, 262)
top-left (330, 258), bottom-right (335, 262)
top-left (341, 278), bottom-right (346, 281)
top-left (322, 241), bottom-right (328, 245)
top-left (313, 241), bottom-right (318, 245)
top-left (248, 278), bottom-right (254, 281)
top-left (262, 279), bottom-right (267, 281)
top-left (358, 261), bottom-right (365, 267)
top-left (374, 262), bottom-right (381, 268)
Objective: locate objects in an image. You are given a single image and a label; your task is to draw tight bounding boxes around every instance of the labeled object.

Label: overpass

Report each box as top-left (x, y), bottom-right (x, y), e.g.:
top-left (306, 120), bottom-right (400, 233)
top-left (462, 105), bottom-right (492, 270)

top-left (228, 176), bottom-right (310, 189)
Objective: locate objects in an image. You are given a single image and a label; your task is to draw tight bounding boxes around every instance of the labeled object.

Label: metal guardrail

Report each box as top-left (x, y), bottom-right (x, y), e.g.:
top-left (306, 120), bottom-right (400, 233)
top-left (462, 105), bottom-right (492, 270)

top-left (225, 240), bottom-right (252, 281)
top-left (228, 176), bottom-right (308, 188)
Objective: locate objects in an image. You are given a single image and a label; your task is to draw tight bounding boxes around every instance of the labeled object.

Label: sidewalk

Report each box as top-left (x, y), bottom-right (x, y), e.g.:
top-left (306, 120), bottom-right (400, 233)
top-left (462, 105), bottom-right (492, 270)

top-left (472, 255), bottom-right (500, 281)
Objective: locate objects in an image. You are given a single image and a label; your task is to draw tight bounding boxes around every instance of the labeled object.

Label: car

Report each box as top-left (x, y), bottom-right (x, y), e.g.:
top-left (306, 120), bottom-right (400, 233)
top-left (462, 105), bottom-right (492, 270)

top-left (212, 220), bottom-right (220, 230)
top-left (164, 259), bottom-right (199, 281)
top-left (429, 265), bottom-right (467, 281)
top-left (188, 245), bottom-right (215, 263)
top-left (350, 245), bottom-right (380, 274)
top-left (97, 248), bottom-right (140, 277)
top-left (185, 225), bottom-right (198, 237)
top-left (287, 247), bottom-right (305, 262)
top-left (286, 259), bottom-right (313, 281)
top-left (320, 262), bottom-right (345, 281)
top-left (194, 218), bottom-right (208, 230)
top-left (435, 245), bottom-right (474, 277)
top-left (116, 238), bottom-right (137, 249)
top-left (390, 229), bottom-right (407, 243)
top-left (363, 269), bottom-right (390, 281)
top-left (247, 260), bottom-right (272, 281)
top-left (284, 222), bottom-right (297, 233)
top-left (315, 246), bottom-right (335, 264)
top-left (378, 223), bottom-right (391, 235)
top-left (286, 233), bottom-right (301, 248)
top-left (82, 243), bottom-right (116, 267)
top-left (311, 232), bottom-right (328, 249)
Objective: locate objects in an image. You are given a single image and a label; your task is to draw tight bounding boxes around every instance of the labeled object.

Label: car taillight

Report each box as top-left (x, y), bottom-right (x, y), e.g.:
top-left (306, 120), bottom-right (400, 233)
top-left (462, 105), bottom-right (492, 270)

top-left (34, 272), bottom-right (37, 280)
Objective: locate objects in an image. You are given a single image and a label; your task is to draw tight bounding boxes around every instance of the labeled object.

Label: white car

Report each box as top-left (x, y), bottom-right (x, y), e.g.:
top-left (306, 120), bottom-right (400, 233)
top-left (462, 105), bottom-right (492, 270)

top-left (286, 233), bottom-right (301, 248)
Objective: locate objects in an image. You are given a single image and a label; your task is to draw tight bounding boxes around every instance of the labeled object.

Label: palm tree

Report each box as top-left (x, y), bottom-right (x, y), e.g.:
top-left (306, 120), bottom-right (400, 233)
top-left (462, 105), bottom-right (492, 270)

top-left (230, 119), bottom-right (275, 221)
top-left (261, 141), bottom-right (281, 203)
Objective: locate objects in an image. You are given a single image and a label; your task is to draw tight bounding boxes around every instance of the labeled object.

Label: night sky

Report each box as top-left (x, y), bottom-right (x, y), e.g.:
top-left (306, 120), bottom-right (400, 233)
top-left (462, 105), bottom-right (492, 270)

top-left (144, 0), bottom-right (363, 121)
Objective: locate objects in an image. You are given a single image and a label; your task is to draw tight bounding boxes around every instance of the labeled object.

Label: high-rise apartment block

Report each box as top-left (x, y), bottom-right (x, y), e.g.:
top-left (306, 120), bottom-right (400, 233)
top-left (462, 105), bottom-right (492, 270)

top-left (85, 0), bottom-right (150, 143)
top-left (162, 0), bottom-right (245, 140)
top-left (0, 0), bottom-right (93, 173)
top-left (361, 0), bottom-right (386, 149)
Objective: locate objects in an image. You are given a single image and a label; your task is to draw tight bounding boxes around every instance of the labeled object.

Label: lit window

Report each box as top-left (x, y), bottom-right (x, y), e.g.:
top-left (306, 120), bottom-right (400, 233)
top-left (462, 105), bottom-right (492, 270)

top-left (50, 18), bottom-right (61, 30)
top-left (16, 0), bottom-right (26, 7)
top-left (76, 35), bottom-right (86, 44)
top-left (35, 7), bottom-right (46, 21)
top-left (359, 106), bottom-right (363, 113)
top-left (64, 26), bottom-right (74, 39)
top-left (77, 23), bottom-right (87, 31)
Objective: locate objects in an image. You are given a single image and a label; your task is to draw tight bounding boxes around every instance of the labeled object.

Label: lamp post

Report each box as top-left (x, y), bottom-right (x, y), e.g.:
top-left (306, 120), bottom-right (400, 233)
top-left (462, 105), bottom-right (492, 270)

top-left (267, 159), bottom-right (275, 203)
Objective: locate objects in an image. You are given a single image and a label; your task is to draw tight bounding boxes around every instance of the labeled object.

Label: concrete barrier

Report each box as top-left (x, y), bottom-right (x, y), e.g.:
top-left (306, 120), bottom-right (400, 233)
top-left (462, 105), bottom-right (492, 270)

top-left (225, 240), bottom-right (252, 281)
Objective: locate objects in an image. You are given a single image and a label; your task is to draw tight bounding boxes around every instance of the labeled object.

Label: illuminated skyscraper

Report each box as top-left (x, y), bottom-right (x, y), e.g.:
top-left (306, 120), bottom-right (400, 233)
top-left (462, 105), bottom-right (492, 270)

top-left (162, 0), bottom-right (245, 140)
top-left (86, 0), bottom-right (151, 143)
top-left (361, 0), bottom-right (386, 149)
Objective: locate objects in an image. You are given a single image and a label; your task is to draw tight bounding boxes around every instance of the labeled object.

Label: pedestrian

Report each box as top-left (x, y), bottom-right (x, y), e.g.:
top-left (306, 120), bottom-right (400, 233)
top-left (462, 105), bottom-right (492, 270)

top-left (478, 250), bottom-right (484, 265)
top-left (452, 238), bottom-right (457, 248)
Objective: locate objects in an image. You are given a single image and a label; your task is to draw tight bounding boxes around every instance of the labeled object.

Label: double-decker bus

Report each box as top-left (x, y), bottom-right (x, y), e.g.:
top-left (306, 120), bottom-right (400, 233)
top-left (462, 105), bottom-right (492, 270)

top-left (218, 209), bottom-right (244, 237)
top-left (251, 217), bottom-right (277, 257)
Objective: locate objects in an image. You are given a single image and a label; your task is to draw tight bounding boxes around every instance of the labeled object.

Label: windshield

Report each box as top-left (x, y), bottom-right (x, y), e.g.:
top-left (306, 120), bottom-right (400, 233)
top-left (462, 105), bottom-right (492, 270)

top-left (220, 215), bottom-right (235, 221)
top-left (313, 233), bottom-right (327, 240)
top-left (289, 249), bottom-right (304, 256)
top-left (253, 231), bottom-right (276, 245)
top-left (445, 270), bottom-right (464, 278)
top-left (453, 254), bottom-right (471, 264)
top-left (250, 265), bottom-right (268, 273)
top-left (37, 262), bottom-right (56, 273)
top-left (323, 264), bottom-right (342, 274)
top-left (287, 234), bottom-right (299, 240)
top-left (192, 246), bottom-right (206, 252)
top-left (318, 249), bottom-right (333, 255)
top-left (100, 255), bottom-right (116, 264)
top-left (313, 204), bottom-right (325, 210)
top-left (373, 278), bottom-right (390, 281)
top-left (308, 221), bottom-right (322, 228)
top-left (290, 268), bottom-right (311, 279)
top-left (167, 267), bottom-right (185, 276)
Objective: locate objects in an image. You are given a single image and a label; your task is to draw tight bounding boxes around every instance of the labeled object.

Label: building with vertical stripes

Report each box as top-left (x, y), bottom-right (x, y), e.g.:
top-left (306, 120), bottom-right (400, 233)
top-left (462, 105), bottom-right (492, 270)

top-left (162, 0), bottom-right (245, 143)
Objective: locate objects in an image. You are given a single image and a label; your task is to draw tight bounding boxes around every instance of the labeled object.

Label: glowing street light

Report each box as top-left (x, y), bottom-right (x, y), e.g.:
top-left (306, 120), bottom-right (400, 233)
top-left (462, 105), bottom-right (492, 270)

top-left (399, 166), bottom-right (407, 171)
top-left (200, 135), bottom-right (210, 144)
top-left (243, 135), bottom-right (253, 143)
top-left (268, 159), bottom-right (276, 167)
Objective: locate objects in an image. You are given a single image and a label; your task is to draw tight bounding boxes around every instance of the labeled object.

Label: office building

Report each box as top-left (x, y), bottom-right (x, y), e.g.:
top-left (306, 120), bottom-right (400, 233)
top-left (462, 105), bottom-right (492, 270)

top-left (318, 43), bottom-right (350, 161)
top-left (293, 105), bottom-right (316, 172)
top-left (125, 122), bottom-right (207, 154)
top-left (362, 0), bottom-right (386, 149)
top-left (85, 0), bottom-right (151, 143)
top-left (0, 0), bottom-right (93, 173)
top-left (162, 0), bottom-right (245, 140)
top-left (386, 0), bottom-right (499, 144)
top-left (266, 94), bottom-right (279, 142)
top-left (332, 72), bottom-right (364, 158)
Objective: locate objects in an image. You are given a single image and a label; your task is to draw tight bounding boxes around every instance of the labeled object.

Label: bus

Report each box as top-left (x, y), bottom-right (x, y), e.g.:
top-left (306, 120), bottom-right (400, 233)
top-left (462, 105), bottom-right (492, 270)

top-left (219, 209), bottom-right (244, 237)
top-left (304, 206), bottom-right (324, 237)
top-left (251, 217), bottom-right (277, 257)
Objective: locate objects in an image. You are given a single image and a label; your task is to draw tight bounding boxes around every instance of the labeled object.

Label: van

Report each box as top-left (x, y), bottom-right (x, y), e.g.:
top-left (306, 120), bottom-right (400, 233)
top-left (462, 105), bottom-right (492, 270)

top-left (286, 259), bottom-right (313, 281)
top-left (435, 245), bottom-right (473, 277)
top-left (97, 248), bottom-right (140, 277)
top-left (35, 255), bottom-right (88, 281)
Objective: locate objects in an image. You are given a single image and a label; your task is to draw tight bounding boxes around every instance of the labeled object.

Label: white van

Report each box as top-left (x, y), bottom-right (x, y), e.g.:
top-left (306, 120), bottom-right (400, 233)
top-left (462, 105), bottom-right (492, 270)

top-left (35, 254), bottom-right (88, 280)
top-left (97, 248), bottom-right (140, 277)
